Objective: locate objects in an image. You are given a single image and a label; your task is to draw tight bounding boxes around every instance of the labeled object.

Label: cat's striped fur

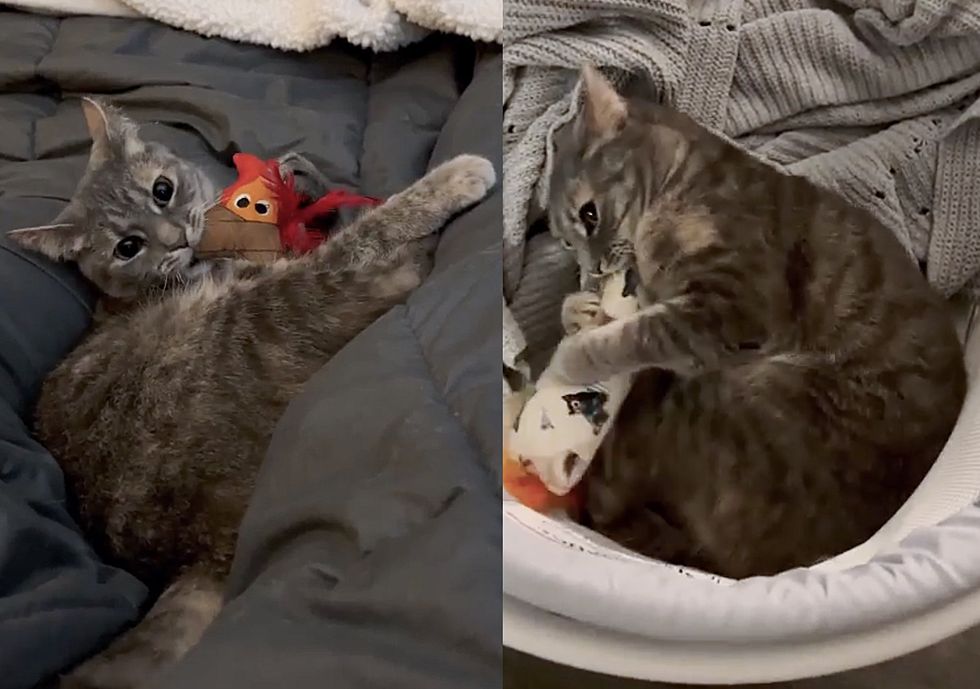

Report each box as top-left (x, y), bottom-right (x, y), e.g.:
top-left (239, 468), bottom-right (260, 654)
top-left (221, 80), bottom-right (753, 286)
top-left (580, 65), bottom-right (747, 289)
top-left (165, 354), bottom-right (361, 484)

top-left (547, 65), bottom-right (966, 579)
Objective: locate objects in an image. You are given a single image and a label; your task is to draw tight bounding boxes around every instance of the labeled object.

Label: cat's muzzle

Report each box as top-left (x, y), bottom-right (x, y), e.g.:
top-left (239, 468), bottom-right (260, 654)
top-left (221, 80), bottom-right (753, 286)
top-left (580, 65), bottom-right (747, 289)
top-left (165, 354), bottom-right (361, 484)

top-left (159, 247), bottom-right (195, 277)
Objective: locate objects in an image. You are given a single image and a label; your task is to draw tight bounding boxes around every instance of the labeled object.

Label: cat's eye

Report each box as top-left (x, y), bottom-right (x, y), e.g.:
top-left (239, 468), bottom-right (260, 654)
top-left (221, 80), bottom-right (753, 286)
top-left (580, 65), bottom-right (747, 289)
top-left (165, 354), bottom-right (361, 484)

top-left (114, 236), bottom-right (145, 261)
top-left (254, 201), bottom-right (270, 215)
top-left (152, 176), bottom-right (174, 207)
top-left (234, 193), bottom-right (251, 209)
top-left (560, 238), bottom-right (573, 250)
top-left (578, 201), bottom-right (599, 235)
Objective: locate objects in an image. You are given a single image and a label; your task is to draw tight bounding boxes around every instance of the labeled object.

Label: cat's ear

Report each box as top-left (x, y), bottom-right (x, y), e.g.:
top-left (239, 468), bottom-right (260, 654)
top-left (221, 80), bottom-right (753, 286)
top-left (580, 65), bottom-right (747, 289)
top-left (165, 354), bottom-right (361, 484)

top-left (577, 64), bottom-right (627, 137)
top-left (6, 205), bottom-right (88, 261)
top-left (81, 97), bottom-right (144, 165)
top-left (6, 223), bottom-right (89, 261)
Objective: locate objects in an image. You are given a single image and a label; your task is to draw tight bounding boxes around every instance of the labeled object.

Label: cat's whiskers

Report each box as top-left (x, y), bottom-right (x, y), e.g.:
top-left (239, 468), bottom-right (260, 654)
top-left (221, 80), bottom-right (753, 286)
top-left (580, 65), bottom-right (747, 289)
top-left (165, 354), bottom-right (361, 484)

top-left (186, 194), bottom-right (220, 227)
top-left (193, 193), bottom-right (221, 214)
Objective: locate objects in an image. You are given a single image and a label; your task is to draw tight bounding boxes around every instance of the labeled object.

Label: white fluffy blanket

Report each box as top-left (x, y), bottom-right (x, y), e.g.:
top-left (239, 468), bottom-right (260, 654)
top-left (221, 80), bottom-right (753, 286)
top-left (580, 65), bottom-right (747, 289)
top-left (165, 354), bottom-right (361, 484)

top-left (2, 0), bottom-right (501, 51)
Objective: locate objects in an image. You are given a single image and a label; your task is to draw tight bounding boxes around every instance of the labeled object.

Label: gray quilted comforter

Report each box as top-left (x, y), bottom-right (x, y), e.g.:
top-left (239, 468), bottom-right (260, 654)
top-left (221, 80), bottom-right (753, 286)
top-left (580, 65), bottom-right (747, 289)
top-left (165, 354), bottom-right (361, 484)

top-left (0, 10), bottom-right (501, 689)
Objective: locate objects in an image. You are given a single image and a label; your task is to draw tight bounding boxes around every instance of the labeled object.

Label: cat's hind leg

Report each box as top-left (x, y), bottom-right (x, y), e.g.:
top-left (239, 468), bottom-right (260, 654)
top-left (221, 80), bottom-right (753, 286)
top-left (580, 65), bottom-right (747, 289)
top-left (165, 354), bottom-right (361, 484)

top-left (587, 505), bottom-right (707, 568)
top-left (61, 570), bottom-right (222, 689)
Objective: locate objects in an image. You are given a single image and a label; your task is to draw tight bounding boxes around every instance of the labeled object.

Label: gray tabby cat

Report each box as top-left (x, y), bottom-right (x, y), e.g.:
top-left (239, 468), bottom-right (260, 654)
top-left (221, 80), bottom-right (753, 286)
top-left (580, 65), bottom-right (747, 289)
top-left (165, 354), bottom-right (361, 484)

top-left (9, 100), bottom-right (495, 689)
top-left (12, 100), bottom-right (218, 304)
top-left (546, 65), bottom-right (965, 578)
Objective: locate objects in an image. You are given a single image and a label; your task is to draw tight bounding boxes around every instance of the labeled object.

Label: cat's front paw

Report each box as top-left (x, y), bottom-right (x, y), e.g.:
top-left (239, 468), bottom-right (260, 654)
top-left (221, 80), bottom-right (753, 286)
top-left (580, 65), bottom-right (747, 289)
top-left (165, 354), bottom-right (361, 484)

top-left (159, 248), bottom-right (195, 278)
top-left (538, 335), bottom-right (599, 388)
top-left (428, 154), bottom-right (497, 210)
top-left (561, 291), bottom-right (604, 335)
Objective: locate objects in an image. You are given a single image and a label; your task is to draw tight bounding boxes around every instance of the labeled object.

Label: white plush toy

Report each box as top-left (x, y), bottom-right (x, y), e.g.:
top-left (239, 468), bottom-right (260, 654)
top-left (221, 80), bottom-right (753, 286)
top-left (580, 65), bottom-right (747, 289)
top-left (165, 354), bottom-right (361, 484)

top-left (506, 271), bottom-right (639, 499)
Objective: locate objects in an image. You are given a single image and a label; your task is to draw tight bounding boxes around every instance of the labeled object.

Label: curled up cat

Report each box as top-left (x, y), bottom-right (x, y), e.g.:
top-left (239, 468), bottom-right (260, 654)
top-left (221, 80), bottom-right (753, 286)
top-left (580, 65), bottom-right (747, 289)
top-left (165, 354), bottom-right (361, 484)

top-left (545, 65), bottom-right (966, 579)
top-left (8, 99), bottom-right (496, 689)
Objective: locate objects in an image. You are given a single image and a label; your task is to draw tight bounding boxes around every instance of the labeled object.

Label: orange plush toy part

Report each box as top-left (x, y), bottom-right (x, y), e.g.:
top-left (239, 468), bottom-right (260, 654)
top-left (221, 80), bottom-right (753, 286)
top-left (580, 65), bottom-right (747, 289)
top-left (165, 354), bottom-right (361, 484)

top-left (503, 447), bottom-right (583, 515)
top-left (197, 153), bottom-right (380, 263)
top-left (502, 388), bottom-right (583, 516)
top-left (221, 153), bottom-right (282, 224)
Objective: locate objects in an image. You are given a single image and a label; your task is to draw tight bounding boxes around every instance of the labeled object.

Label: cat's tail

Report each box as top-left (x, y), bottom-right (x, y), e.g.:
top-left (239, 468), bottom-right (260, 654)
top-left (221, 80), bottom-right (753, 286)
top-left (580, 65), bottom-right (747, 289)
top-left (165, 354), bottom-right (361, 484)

top-left (60, 570), bottom-right (222, 689)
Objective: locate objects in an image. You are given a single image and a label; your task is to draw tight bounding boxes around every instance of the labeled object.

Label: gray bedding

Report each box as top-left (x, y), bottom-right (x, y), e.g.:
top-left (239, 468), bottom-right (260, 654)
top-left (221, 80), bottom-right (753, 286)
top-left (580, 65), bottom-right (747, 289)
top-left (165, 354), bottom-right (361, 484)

top-left (0, 10), bottom-right (501, 689)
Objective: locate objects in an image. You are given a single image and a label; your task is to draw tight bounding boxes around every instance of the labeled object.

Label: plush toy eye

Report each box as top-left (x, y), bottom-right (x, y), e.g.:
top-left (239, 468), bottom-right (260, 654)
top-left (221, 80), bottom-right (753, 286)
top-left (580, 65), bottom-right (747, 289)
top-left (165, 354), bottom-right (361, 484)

top-left (254, 201), bottom-right (270, 216)
top-left (114, 236), bottom-right (145, 260)
top-left (152, 176), bottom-right (174, 207)
top-left (578, 201), bottom-right (598, 235)
top-left (234, 193), bottom-right (251, 209)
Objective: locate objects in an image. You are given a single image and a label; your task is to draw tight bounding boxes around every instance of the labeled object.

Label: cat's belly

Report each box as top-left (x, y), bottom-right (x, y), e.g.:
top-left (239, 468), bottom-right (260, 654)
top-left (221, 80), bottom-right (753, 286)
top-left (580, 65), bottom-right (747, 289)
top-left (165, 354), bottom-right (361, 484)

top-left (36, 346), bottom-right (299, 587)
top-left (585, 350), bottom-right (966, 579)
top-left (57, 432), bottom-right (267, 587)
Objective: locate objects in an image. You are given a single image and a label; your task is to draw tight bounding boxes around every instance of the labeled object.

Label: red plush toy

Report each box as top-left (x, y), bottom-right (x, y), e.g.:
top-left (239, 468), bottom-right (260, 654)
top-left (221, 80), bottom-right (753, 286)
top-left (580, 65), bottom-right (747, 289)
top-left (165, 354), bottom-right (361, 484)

top-left (198, 153), bottom-right (380, 262)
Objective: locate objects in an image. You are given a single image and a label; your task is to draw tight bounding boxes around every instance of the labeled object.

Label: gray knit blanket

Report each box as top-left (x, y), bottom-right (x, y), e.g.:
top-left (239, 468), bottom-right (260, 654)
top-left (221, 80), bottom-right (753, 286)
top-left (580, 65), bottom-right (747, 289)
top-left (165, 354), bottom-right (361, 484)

top-left (503, 0), bottom-right (980, 370)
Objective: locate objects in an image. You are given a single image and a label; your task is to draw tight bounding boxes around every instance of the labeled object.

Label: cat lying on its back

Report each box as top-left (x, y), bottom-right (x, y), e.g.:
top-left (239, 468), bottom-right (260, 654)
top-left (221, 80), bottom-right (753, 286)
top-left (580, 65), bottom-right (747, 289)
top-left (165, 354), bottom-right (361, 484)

top-left (546, 65), bottom-right (966, 579)
top-left (9, 99), bottom-right (496, 689)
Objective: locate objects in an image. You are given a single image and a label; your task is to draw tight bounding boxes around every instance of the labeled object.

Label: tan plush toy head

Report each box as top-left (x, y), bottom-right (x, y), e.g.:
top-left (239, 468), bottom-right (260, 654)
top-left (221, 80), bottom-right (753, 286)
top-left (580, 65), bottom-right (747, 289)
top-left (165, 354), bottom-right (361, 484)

top-left (196, 205), bottom-right (283, 264)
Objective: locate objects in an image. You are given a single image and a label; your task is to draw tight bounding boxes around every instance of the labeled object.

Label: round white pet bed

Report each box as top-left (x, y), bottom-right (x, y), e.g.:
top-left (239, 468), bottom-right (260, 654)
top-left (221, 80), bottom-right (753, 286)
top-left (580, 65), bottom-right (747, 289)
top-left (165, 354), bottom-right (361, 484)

top-left (504, 303), bottom-right (980, 684)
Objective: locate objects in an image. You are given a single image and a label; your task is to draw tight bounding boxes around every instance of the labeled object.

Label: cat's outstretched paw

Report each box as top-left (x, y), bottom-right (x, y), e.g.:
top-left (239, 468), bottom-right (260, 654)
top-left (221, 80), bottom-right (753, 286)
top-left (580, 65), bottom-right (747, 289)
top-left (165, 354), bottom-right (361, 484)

top-left (427, 154), bottom-right (496, 211)
top-left (561, 291), bottom-right (603, 335)
top-left (537, 333), bottom-right (599, 388)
